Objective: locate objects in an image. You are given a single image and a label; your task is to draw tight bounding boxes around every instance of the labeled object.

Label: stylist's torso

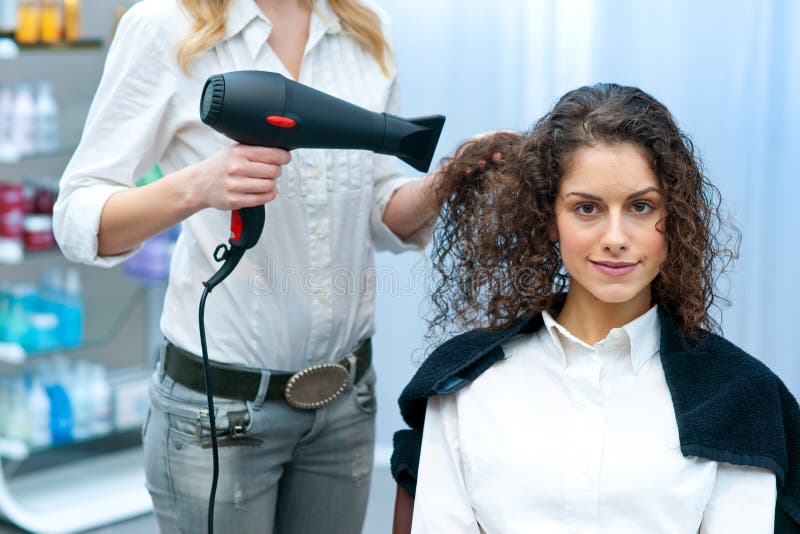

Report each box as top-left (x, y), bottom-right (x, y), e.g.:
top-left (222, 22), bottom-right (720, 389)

top-left (54, 0), bottom-right (418, 369)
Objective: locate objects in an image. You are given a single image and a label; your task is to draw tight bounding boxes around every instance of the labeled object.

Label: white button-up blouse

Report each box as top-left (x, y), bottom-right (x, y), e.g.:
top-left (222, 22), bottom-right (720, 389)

top-left (53, 0), bottom-right (428, 369)
top-left (412, 306), bottom-right (777, 533)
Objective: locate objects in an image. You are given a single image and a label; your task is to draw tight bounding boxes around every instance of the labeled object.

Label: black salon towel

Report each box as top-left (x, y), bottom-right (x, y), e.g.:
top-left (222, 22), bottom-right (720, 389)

top-left (391, 309), bottom-right (800, 532)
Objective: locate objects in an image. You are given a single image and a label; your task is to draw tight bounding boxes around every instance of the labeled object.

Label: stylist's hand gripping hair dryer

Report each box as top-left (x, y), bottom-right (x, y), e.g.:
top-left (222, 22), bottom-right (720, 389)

top-left (199, 70), bottom-right (446, 289)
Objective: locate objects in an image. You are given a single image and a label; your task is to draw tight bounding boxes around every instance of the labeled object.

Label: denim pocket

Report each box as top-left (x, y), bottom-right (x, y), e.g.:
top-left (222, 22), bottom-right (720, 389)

top-left (353, 366), bottom-right (377, 414)
top-left (150, 375), bottom-right (256, 447)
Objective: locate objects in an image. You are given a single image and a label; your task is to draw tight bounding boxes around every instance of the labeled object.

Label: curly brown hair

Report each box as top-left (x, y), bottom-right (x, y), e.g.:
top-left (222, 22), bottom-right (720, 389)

top-left (428, 83), bottom-right (739, 343)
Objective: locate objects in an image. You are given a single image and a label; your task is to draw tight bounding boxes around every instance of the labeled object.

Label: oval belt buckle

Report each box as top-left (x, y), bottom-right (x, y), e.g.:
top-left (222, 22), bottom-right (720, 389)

top-left (284, 363), bottom-right (350, 410)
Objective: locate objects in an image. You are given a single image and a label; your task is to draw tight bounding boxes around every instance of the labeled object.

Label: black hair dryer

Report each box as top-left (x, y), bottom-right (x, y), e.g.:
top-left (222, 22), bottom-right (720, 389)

top-left (199, 70), bottom-right (445, 289)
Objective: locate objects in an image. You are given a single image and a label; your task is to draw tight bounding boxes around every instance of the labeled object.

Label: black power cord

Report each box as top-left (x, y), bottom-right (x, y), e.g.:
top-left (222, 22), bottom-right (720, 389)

top-left (198, 239), bottom-right (252, 534)
top-left (195, 202), bottom-right (263, 533)
top-left (197, 285), bottom-right (219, 534)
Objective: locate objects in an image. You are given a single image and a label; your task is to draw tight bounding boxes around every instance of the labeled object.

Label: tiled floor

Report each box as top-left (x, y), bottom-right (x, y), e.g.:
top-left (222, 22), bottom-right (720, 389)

top-left (0, 464), bottom-right (397, 534)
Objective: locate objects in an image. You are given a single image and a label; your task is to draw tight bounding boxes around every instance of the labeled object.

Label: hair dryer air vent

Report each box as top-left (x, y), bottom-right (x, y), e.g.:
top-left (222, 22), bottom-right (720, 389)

top-left (200, 75), bottom-right (226, 128)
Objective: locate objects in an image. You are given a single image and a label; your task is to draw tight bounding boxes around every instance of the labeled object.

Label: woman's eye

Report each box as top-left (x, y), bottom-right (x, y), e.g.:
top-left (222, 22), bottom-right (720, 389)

top-left (576, 204), bottom-right (598, 215)
top-left (632, 201), bottom-right (654, 214)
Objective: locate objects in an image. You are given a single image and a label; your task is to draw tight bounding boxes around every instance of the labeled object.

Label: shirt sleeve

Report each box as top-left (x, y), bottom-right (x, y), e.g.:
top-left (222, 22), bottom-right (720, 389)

top-left (52, 5), bottom-right (178, 267)
top-left (699, 462), bottom-right (777, 533)
top-left (411, 395), bottom-right (482, 534)
top-left (369, 75), bottom-right (435, 254)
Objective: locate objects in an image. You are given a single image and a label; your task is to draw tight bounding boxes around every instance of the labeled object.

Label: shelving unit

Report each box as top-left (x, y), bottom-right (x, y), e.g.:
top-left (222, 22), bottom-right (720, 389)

top-left (0, 251), bottom-right (157, 533)
top-left (0, 145), bottom-right (80, 165)
top-left (0, 38), bottom-right (103, 60)
top-left (1, 6), bottom-right (159, 529)
top-left (0, 443), bottom-right (150, 534)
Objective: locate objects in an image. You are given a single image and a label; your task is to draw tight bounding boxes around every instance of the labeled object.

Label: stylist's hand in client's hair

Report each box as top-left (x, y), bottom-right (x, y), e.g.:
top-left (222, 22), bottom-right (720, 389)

top-left (456, 129), bottom-right (518, 176)
top-left (188, 144), bottom-right (291, 211)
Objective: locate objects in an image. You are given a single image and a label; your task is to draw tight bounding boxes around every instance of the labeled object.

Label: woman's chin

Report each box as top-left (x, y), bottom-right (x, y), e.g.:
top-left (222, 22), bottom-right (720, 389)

top-left (581, 284), bottom-right (649, 307)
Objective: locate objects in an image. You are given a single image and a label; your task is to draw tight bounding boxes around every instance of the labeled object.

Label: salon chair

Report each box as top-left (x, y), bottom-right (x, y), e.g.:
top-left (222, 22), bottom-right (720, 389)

top-left (392, 485), bottom-right (414, 534)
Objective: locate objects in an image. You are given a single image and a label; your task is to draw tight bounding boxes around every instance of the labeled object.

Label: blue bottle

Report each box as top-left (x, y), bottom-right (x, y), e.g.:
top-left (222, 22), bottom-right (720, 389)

top-left (59, 268), bottom-right (83, 348)
top-left (45, 383), bottom-right (73, 445)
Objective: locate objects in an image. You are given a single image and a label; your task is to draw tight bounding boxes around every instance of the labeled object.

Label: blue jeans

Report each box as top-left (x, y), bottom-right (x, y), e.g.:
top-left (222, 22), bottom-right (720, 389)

top-left (142, 352), bottom-right (377, 534)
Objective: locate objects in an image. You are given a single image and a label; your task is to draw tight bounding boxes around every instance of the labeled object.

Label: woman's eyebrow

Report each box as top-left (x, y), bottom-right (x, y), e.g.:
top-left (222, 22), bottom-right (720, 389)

top-left (564, 191), bottom-right (602, 201)
top-left (625, 187), bottom-right (662, 199)
top-left (564, 187), bottom-right (662, 201)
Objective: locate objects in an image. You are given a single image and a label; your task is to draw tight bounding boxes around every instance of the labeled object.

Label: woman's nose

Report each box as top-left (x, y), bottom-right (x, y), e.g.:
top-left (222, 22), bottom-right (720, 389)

top-left (601, 214), bottom-right (629, 253)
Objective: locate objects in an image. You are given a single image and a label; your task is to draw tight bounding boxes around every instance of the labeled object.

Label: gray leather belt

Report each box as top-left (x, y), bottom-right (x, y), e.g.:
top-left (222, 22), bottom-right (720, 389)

top-left (162, 339), bottom-right (371, 409)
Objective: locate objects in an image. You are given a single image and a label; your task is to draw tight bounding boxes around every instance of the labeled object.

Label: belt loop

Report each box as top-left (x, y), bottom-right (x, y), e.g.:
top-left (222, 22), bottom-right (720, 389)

top-left (251, 369), bottom-right (271, 410)
top-left (345, 353), bottom-right (357, 387)
top-left (157, 339), bottom-right (168, 380)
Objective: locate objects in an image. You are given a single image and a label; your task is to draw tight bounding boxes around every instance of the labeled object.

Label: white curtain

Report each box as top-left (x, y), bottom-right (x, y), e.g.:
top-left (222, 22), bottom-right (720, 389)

top-left (372, 0), bottom-right (800, 456)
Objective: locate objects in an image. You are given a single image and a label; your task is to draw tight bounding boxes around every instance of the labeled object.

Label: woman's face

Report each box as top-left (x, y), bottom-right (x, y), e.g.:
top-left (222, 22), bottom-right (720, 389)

top-left (551, 142), bottom-right (668, 306)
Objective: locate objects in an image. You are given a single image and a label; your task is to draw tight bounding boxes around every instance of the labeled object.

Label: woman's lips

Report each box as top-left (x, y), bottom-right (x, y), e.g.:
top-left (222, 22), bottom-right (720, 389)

top-left (590, 260), bottom-right (638, 276)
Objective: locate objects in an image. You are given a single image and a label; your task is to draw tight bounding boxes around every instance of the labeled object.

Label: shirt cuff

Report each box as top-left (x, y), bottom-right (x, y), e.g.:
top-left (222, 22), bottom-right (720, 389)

top-left (371, 176), bottom-right (434, 253)
top-left (53, 183), bottom-right (142, 267)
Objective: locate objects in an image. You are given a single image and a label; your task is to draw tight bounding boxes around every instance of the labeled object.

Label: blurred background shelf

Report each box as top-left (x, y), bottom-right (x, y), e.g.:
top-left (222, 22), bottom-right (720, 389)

top-left (0, 145), bottom-right (79, 165)
top-left (0, 446), bottom-right (149, 534)
top-left (16, 39), bottom-right (102, 51)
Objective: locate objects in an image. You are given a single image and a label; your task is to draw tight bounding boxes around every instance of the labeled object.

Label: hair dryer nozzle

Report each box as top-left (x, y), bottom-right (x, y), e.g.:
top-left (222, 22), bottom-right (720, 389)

top-left (380, 114), bottom-right (446, 173)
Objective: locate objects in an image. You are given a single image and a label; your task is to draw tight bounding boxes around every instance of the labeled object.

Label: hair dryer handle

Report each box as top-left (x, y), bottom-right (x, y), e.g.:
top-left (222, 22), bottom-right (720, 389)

top-left (203, 206), bottom-right (265, 291)
top-left (230, 206), bottom-right (265, 250)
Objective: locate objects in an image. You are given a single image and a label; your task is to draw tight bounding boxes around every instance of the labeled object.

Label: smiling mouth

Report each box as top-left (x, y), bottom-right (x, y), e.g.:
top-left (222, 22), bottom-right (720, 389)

top-left (591, 260), bottom-right (638, 268)
top-left (590, 260), bottom-right (639, 276)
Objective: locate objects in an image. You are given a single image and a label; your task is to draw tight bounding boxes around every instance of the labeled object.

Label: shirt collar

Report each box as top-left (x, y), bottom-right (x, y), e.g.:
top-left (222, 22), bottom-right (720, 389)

top-left (225, 0), bottom-right (266, 42)
top-left (540, 305), bottom-right (661, 374)
top-left (310, 0), bottom-right (343, 41)
top-left (224, 0), bottom-right (342, 60)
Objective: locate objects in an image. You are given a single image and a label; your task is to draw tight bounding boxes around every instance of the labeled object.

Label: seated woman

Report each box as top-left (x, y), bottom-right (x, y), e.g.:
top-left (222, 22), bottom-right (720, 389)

top-left (391, 83), bottom-right (800, 533)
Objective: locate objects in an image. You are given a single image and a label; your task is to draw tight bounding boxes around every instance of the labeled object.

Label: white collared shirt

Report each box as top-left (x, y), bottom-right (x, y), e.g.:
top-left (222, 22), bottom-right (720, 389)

top-left (412, 306), bottom-right (777, 533)
top-left (53, 0), bottom-right (428, 369)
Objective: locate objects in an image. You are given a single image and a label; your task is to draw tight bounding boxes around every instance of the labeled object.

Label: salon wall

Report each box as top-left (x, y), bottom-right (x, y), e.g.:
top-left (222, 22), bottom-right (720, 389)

top-left (372, 0), bottom-right (800, 461)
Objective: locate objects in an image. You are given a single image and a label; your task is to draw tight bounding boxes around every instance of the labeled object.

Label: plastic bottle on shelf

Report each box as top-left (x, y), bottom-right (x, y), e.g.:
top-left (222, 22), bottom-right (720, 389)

top-left (14, 0), bottom-right (39, 44)
top-left (15, 282), bottom-right (45, 350)
top-left (38, 0), bottom-right (59, 43)
top-left (3, 286), bottom-right (30, 345)
top-left (0, 84), bottom-right (17, 162)
top-left (0, 182), bottom-right (25, 240)
top-left (35, 81), bottom-right (59, 155)
top-left (16, 282), bottom-right (38, 312)
top-left (7, 376), bottom-right (31, 441)
top-left (0, 237), bottom-right (23, 263)
top-left (0, 374), bottom-right (10, 436)
top-left (62, 0), bottom-right (78, 42)
top-left (45, 381), bottom-right (72, 444)
top-left (38, 266), bottom-right (62, 320)
top-left (0, 180), bottom-right (25, 264)
top-left (68, 360), bottom-right (93, 439)
top-left (90, 364), bottom-right (112, 436)
top-left (23, 213), bottom-right (55, 251)
top-left (33, 177), bottom-right (58, 214)
top-left (27, 373), bottom-right (52, 447)
top-left (12, 83), bottom-right (37, 157)
top-left (43, 354), bottom-right (73, 443)
top-left (0, 0), bottom-right (18, 38)
top-left (0, 284), bottom-right (9, 341)
top-left (23, 312), bottom-right (59, 353)
top-left (59, 267), bottom-right (83, 348)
